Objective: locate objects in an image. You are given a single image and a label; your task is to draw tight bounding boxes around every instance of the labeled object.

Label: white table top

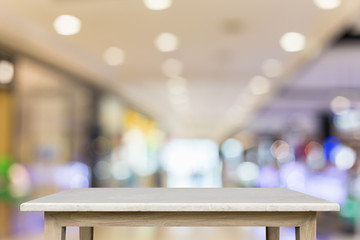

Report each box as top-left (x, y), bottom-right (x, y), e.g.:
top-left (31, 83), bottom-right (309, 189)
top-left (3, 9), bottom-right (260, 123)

top-left (20, 188), bottom-right (339, 212)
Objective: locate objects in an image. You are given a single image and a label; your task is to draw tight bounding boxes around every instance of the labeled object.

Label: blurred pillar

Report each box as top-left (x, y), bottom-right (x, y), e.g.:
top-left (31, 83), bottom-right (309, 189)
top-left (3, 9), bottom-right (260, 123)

top-left (0, 88), bottom-right (14, 237)
top-left (87, 91), bottom-right (101, 187)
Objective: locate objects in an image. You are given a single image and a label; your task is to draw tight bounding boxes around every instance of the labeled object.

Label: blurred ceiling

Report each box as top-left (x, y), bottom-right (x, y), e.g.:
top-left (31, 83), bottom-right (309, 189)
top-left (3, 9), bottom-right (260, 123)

top-left (1, 0), bottom-right (360, 141)
top-left (250, 40), bottom-right (360, 135)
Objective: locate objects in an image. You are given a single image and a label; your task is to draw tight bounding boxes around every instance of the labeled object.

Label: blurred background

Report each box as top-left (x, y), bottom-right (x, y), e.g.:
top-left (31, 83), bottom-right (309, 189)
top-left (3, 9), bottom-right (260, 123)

top-left (1, 0), bottom-right (360, 239)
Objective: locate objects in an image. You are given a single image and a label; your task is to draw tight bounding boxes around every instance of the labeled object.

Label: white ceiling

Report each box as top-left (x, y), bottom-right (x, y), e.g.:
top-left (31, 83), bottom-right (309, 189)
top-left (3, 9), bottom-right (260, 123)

top-left (1, 0), bottom-right (360, 141)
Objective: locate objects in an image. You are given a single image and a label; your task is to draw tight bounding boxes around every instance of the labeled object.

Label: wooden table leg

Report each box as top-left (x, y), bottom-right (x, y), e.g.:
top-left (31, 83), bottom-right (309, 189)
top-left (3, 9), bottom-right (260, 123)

top-left (80, 227), bottom-right (94, 240)
top-left (295, 212), bottom-right (316, 240)
top-left (266, 227), bottom-right (280, 240)
top-left (45, 213), bottom-right (66, 240)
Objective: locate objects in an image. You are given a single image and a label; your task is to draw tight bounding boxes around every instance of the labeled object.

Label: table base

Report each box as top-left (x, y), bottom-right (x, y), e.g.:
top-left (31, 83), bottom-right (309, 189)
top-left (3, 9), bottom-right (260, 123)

top-left (44, 211), bottom-right (316, 240)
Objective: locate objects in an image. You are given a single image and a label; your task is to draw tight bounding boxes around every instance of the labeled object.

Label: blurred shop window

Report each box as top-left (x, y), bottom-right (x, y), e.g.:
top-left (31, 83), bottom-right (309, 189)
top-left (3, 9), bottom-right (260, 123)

top-left (220, 138), bottom-right (243, 185)
top-left (16, 58), bottom-right (94, 196)
top-left (98, 95), bottom-right (125, 136)
top-left (161, 139), bottom-right (221, 187)
top-left (95, 104), bottom-right (166, 187)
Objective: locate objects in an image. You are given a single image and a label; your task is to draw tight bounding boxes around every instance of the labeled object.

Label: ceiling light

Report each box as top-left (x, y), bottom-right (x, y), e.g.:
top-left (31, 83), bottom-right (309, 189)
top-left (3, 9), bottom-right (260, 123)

top-left (249, 76), bottom-right (270, 95)
top-left (143, 0), bottom-right (172, 10)
top-left (53, 15), bottom-right (81, 36)
top-left (167, 77), bottom-right (186, 89)
top-left (166, 77), bottom-right (189, 107)
top-left (280, 32), bottom-right (306, 52)
top-left (155, 33), bottom-right (179, 52)
top-left (261, 58), bottom-right (283, 78)
top-left (313, 0), bottom-right (341, 10)
top-left (162, 58), bottom-right (183, 77)
top-left (103, 47), bottom-right (126, 66)
top-left (0, 60), bottom-right (15, 84)
top-left (331, 96), bottom-right (351, 115)
top-left (168, 84), bottom-right (187, 96)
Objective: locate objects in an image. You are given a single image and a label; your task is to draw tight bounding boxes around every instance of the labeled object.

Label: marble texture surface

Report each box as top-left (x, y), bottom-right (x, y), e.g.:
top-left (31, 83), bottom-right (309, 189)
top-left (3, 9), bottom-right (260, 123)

top-left (20, 188), bottom-right (340, 212)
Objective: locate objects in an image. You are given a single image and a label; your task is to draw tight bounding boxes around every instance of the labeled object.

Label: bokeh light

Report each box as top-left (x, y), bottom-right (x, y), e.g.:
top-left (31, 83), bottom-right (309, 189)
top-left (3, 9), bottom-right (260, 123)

top-left (261, 58), bottom-right (283, 78)
top-left (167, 77), bottom-right (187, 90)
top-left (9, 164), bottom-right (31, 197)
top-left (221, 138), bottom-right (243, 159)
top-left (94, 160), bottom-right (111, 180)
top-left (166, 77), bottom-right (190, 111)
top-left (330, 96), bottom-right (351, 115)
top-left (249, 75), bottom-right (270, 95)
top-left (280, 161), bottom-right (307, 192)
top-left (162, 58), bottom-right (183, 78)
top-left (0, 60), bottom-right (15, 84)
top-left (110, 161), bottom-right (131, 181)
top-left (103, 47), bottom-right (126, 66)
top-left (167, 79), bottom-right (188, 96)
top-left (280, 32), bottom-right (306, 52)
top-left (143, 0), bottom-right (172, 10)
top-left (154, 33), bottom-right (179, 52)
top-left (236, 162), bottom-right (259, 187)
top-left (270, 140), bottom-right (291, 163)
top-left (333, 145), bottom-right (356, 171)
top-left (53, 15), bottom-right (81, 35)
top-left (323, 136), bottom-right (341, 162)
top-left (305, 141), bottom-right (326, 170)
top-left (54, 162), bottom-right (90, 188)
top-left (90, 136), bottom-right (112, 156)
top-left (333, 109), bottom-right (360, 131)
top-left (68, 162), bottom-right (90, 188)
top-left (313, 0), bottom-right (341, 10)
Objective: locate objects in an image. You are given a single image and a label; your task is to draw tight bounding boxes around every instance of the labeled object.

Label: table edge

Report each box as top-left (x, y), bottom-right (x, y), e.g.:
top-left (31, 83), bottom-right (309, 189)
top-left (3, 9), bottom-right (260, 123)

top-left (20, 202), bottom-right (340, 212)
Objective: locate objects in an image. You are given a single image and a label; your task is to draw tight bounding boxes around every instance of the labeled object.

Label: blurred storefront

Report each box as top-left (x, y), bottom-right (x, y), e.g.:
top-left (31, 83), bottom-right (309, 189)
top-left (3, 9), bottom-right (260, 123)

top-left (2, 52), bottom-right (360, 240)
top-left (2, 51), bottom-right (360, 239)
top-left (2, 0), bottom-right (360, 239)
top-left (0, 53), bottom-right (167, 237)
top-left (220, 100), bottom-right (360, 236)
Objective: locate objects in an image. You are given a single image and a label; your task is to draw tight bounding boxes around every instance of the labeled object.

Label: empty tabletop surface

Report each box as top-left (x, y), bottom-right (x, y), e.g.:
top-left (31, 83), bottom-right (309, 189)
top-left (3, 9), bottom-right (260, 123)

top-left (20, 188), bottom-right (339, 212)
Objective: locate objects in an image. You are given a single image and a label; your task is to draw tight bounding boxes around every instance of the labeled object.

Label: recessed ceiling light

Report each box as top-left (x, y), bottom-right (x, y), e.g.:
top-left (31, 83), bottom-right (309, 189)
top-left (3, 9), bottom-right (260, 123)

top-left (155, 33), bottom-right (179, 52)
top-left (0, 60), bottom-right (15, 84)
top-left (249, 76), bottom-right (270, 95)
top-left (331, 96), bottom-right (350, 115)
top-left (167, 83), bottom-right (187, 96)
top-left (166, 77), bottom-right (189, 106)
top-left (313, 0), bottom-right (341, 10)
top-left (103, 47), bottom-right (126, 66)
top-left (162, 58), bottom-right (183, 77)
top-left (167, 77), bottom-right (186, 90)
top-left (280, 32), bottom-right (306, 52)
top-left (143, 0), bottom-right (172, 10)
top-left (261, 58), bottom-right (283, 78)
top-left (53, 15), bottom-right (81, 36)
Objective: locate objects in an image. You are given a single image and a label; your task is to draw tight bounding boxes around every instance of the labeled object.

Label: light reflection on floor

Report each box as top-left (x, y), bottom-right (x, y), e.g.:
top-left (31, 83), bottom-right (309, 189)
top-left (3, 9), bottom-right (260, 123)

top-left (3, 227), bottom-right (360, 240)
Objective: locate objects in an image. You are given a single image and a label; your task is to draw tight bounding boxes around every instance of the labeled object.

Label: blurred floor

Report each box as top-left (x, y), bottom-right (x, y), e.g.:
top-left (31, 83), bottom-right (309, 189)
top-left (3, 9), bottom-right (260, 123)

top-left (3, 227), bottom-right (360, 240)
